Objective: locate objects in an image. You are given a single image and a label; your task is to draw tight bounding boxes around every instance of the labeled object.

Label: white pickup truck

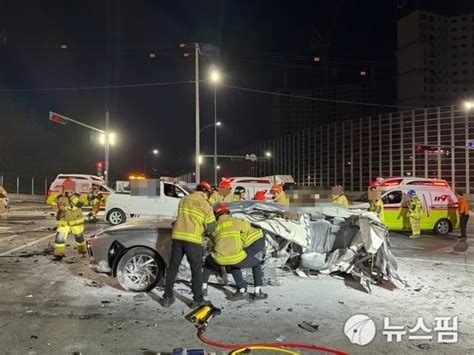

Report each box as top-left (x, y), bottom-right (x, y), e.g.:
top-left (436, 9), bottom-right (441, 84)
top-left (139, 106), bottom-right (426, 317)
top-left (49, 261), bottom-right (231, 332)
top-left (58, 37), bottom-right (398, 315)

top-left (105, 181), bottom-right (190, 225)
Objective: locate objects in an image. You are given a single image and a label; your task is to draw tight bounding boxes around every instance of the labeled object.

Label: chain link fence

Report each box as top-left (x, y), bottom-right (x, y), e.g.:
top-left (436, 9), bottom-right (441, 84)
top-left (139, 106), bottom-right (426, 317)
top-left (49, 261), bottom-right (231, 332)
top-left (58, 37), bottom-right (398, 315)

top-left (0, 173), bottom-right (52, 195)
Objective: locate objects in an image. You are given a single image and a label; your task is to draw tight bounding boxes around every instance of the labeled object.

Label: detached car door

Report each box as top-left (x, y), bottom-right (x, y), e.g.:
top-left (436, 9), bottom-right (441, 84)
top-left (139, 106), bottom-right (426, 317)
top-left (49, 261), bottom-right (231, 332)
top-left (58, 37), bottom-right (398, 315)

top-left (381, 190), bottom-right (405, 231)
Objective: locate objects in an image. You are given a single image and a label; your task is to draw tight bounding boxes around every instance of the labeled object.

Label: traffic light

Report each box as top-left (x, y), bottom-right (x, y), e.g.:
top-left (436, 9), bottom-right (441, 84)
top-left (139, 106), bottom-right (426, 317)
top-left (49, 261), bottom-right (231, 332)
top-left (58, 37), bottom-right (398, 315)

top-left (49, 112), bottom-right (68, 125)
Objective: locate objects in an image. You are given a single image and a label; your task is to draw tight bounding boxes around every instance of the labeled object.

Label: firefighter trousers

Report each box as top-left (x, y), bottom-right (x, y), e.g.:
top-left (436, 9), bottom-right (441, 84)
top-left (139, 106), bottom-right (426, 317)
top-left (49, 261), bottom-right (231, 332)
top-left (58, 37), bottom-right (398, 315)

top-left (409, 217), bottom-right (421, 238)
top-left (54, 224), bottom-right (86, 257)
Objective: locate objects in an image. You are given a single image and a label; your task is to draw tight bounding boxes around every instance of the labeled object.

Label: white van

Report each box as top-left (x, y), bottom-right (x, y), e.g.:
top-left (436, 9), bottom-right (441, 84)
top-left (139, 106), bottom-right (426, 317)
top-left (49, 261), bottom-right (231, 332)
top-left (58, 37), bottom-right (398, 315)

top-left (105, 180), bottom-right (190, 225)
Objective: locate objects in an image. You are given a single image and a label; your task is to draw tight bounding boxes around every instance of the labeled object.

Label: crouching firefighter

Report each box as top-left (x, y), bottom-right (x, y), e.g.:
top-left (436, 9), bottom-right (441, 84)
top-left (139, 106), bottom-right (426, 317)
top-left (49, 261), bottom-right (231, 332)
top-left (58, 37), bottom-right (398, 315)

top-left (53, 179), bottom-right (86, 260)
top-left (202, 205), bottom-right (268, 301)
top-left (87, 183), bottom-right (104, 222)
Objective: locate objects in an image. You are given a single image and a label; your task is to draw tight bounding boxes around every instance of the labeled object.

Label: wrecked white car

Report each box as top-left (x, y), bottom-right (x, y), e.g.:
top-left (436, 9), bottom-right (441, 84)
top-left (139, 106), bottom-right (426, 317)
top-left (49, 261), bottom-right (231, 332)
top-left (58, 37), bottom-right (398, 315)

top-left (228, 201), bottom-right (405, 293)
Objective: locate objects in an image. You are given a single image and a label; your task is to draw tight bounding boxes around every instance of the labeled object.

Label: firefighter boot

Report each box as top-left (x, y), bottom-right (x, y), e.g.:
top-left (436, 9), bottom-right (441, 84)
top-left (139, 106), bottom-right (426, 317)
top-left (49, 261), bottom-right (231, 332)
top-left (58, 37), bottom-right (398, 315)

top-left (75, 234), bottom-right (87, 256)
top-left (53, 243), bottom-right (66, 261)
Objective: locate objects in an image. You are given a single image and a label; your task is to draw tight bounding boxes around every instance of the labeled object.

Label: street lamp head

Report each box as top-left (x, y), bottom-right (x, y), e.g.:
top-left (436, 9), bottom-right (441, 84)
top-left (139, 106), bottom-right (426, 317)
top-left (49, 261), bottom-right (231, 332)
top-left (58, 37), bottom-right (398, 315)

top-left (152, 149), bottom-right (159, 155)
top-left (464, 101), bottom-right (474, 110)
top-left (99, 132), bottom-right (116, 146)
top-left (265, 151), bottom-right (272, 158)
top-left (216, 121), bottom-right (222, 127)
top-left (209, 69), bottom-right (221, 84)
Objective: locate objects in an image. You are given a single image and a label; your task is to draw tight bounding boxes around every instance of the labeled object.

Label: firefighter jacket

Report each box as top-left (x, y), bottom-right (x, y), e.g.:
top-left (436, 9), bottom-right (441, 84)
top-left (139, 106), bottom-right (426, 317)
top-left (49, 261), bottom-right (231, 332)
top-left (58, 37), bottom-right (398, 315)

top-left (370, 199), bottom-right (384, 224)
top-left (407, 196), bottom-right (422, 219)
top-left (209, 214), bottom-right (247, 265)
top-left (224, 193), bottom-right (240, 202)
top-left (208, 191), bottom-right (223, 205)
top-left (56, 193), bottom-right (85, 227)
top-left (172, 191), bottom-right (216, 244)
top-left (332, 194), bottom-right (349, 208)
top-left (273, 191), bottom-right (289, 206)
top-left (241, 222), bottom-right (264, 249)
top-left (88, 189), bottom-right (104, 205)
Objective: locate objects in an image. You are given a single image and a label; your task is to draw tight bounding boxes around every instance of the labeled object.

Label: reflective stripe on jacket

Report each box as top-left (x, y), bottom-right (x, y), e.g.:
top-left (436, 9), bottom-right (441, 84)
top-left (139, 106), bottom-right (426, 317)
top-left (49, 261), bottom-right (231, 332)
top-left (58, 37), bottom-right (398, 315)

top-left (56, 194), bottom-right (84, 227)
top-left (224, 194), bottom-right (240, 202)
top-left (241, 221), bottom-right (264, 248)
top-left (210, 214), bottom-right (247, 265)
top-left (172, 191), bottom-right (216, 244)
top-left (370, 199), bottom-right (384, 224)
top-left (332, 194), bottom-right (349, 208)
top-left (407, 197), bottom-right (422, 219)
top-left (273, 191), bottom-right (289, 206)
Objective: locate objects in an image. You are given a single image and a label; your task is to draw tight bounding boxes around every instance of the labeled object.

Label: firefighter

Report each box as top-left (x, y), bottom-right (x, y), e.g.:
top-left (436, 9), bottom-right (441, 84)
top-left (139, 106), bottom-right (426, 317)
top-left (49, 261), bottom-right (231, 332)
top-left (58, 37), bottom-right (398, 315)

top-left (0, 185), bottom-right (8, 217)
top-left (87, 183), bottom-right (104, 222)
top-left (331, 185), bottom-right (349, 208)
top-left (407, 189), bottom-right (422, 239)
top-left (53, 179), bottom-right (86, 260)
top-left (202, 205), bottom-right (267, 301)
top-left (162, 181), bottom-right (217, 308)
top-left (208, 185), bottom-right (223, 205)
top-left (368, 187), bottom-right (384, 224)
top-left (270, 184), bottom-right (289, 206)
top-left (230, 186), bottom-right (247, 201)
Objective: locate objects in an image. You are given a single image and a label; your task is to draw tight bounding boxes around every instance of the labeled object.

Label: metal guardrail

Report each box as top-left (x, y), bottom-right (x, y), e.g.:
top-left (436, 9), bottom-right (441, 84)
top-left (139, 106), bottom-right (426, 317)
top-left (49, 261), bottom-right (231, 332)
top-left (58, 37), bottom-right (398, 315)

top-left (0, 173), bottom-right (52, 195)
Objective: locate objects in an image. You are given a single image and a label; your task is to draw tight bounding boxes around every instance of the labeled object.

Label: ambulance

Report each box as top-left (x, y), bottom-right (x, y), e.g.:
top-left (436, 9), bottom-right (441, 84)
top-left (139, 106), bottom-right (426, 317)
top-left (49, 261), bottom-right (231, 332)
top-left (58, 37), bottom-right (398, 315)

top-left (46, 174), bottom-right (113, 207)
top-left (376, 177), bottom-right (459, 235)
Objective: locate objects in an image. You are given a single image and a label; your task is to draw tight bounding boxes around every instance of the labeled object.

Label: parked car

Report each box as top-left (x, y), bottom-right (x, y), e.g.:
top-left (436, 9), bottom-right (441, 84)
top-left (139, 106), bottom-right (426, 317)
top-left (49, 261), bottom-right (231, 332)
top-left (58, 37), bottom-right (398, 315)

top-left (105, 181), bottom-right (190, 225)
top-left (46, 174), bottom-right (113, 206)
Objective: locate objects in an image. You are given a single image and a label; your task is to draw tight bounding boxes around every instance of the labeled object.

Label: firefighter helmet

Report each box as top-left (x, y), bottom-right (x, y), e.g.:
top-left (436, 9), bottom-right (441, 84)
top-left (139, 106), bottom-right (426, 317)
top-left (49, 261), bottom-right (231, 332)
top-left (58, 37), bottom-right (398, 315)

top-left (270, 184), bottom-right (282, 194)
top-left (197, 181), bottom-right (213, 194)
top-left (215, 204), bottom-right (230, 218)
top-left (253, 190), bottom-right (266, 201)
top-left (219, 179), bottom-right (232, 189)
top-left (62, 178), bottom-right (76, 192)
top-left (234, 186), bottom-right (246, 195)
top-left (407, 190), bottom-right (416, 197)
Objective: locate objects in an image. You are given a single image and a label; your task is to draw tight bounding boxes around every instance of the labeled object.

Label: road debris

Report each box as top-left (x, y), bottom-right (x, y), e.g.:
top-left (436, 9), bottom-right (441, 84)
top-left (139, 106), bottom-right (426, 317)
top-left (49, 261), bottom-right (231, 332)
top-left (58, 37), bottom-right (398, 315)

top-left (298, 321), bottom-right (319, 332)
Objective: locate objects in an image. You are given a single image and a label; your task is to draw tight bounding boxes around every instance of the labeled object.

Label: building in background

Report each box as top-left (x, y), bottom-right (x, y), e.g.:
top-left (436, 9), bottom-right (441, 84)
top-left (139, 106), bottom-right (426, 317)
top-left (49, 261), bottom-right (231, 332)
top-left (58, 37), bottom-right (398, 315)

top-left (398, 10), bottom-right (474, 108)
top-left (231, 105), bottom-right (474, 193)
top-left (273, 80), bottom-right (386, 136)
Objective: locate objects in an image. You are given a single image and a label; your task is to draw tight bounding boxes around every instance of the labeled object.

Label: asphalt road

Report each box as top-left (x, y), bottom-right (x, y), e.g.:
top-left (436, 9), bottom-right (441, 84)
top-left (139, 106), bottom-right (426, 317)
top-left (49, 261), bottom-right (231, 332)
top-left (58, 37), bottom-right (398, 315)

top-left (0, 200), bottom-right (473, 354)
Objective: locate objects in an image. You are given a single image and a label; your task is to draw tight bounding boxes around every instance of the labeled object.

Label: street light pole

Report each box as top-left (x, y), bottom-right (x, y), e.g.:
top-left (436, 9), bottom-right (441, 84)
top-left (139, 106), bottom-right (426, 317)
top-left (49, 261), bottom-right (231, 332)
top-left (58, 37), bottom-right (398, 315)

top-left (104, 109), bottom-right (110, 185)
top-left (213, 86), bottom-right (218, 186)
top-left (195, 43), bottom-right (200, 183)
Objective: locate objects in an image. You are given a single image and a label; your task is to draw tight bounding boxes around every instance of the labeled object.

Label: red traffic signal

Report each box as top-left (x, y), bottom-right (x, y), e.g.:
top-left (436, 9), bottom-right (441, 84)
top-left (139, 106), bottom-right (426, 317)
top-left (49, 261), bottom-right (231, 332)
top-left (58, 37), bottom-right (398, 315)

top-left (49, 112), bottom-right (67, 125)
top-left (96, 161), bottom-right (104, 169)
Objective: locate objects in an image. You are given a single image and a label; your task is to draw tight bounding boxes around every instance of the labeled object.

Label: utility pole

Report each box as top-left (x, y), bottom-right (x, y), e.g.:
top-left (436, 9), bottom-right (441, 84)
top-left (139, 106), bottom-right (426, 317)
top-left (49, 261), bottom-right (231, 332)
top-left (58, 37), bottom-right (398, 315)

top-left (213, 85), bottom-right (218, 186)
top-left (195, 43), bottom-right (200, 183)
top-left (104, 109), bottom-right (110, 184)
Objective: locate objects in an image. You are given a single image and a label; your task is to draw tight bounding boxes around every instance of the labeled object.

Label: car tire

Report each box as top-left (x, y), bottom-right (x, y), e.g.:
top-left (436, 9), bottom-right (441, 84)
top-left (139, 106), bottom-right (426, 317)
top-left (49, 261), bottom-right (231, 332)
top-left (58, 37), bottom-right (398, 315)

top-left (434, 218), bottom-right (451, 235)
top-left (107, 208), bottom-right (126, 225)
top-left (116, 247), bottom-right (164, 292)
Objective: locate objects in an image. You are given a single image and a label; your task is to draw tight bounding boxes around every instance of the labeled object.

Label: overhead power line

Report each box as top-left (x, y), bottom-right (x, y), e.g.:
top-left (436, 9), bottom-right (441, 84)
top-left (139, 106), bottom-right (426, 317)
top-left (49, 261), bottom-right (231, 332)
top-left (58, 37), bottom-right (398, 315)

top-left (0, 80), bottom-right (194, 92)
top-left (0, 79), bottom-right (416, 110)
top-left (221, 84), bottom-right (421, 110)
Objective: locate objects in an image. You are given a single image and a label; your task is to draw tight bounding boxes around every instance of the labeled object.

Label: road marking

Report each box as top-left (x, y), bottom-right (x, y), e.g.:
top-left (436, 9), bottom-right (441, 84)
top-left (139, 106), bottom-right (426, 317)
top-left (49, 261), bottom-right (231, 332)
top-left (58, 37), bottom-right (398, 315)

top-left (0, 233), bottom-right (55, 256)
top-left (0, 234), bottom-right (21, 242)
top-left (399, 256), bottom-right (474, 268)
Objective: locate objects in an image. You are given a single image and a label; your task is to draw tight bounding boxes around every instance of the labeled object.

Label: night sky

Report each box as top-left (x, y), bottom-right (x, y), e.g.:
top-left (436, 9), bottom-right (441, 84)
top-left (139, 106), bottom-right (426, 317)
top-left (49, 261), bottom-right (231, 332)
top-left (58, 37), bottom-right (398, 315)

top-left (0, 0), bottom-right (470, 181)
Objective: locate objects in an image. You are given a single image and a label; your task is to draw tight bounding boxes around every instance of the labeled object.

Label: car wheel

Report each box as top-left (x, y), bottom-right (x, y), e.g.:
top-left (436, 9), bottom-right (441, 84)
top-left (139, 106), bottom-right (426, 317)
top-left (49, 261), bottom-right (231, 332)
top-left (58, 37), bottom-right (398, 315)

top-left (434, 219), bottom-right (451, 235)
top-left (116, 247), bottom-right (164, 292)
top-left (107, 208), bottom-right (126, 225)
